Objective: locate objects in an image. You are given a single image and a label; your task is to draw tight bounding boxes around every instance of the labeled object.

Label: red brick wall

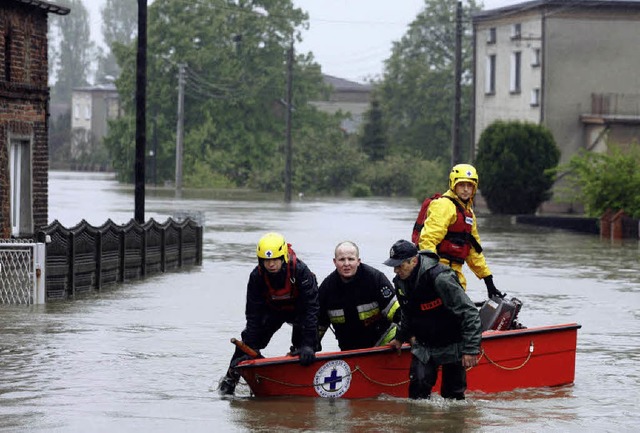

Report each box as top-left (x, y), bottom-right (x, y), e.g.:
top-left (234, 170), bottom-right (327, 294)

top-left (0, 4), bottom-right (50, 238)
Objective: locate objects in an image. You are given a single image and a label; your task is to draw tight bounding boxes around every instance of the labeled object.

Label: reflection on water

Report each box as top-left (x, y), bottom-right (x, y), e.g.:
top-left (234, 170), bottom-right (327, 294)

top-left (0, 171), bottom-right (638, 432)
top-left (229, 396), bottom-right (482, 433)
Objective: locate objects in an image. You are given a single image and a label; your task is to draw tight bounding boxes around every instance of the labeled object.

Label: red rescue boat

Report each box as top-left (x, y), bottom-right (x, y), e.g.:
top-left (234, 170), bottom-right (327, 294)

top-left (235, 323), bottom-right (581, 398)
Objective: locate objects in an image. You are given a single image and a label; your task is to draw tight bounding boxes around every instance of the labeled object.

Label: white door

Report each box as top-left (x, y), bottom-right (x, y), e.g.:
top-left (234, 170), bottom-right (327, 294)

top-left (9, 140), bottom-right (32, 237)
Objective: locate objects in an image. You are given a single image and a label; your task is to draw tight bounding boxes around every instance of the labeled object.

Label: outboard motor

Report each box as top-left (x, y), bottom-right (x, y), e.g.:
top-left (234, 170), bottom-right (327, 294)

top-left (479, 296), bottom-right (523, 331)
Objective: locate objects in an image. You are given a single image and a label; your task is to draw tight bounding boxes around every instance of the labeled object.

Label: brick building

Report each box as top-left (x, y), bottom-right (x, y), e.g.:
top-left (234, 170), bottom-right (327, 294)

top-left (0, 0), bottom-right (69, 238)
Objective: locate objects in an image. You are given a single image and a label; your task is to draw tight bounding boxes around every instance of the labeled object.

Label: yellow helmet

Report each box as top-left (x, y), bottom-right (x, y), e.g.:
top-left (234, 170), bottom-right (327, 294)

top-left (449, 163), bottom-right (479, 191)
top-left (256, 232), bottom-right (289, 262)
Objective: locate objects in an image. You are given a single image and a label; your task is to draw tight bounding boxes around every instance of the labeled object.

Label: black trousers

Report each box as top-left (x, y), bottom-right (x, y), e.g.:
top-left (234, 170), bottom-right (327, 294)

top-left (408, 355), bottom-right (467, 400)
top-left (226, 314), bottom-right (302, 381)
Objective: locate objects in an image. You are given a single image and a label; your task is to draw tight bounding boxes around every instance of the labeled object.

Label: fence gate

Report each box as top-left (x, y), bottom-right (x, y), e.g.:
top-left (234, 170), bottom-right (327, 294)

top-left (0, 240), bottom-right (46, 305)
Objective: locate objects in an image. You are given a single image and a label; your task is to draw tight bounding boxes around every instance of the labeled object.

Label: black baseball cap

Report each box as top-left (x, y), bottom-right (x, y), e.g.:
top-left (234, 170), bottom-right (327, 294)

top-left (383, 240), bottom-right (418, 267)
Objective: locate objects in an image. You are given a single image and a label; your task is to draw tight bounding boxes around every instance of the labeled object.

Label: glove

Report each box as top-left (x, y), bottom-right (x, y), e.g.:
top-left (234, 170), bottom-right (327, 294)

top-left (230, 353), bottom-right (254, 369)
top-left (484, 275), bottom-right (505, 299)
top-left (298, 345), bottom-right (315, 366)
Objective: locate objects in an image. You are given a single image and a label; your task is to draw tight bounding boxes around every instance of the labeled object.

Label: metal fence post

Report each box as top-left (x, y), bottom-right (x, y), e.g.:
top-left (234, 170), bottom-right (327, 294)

top-left (34, 242), bottom-right (46, 304)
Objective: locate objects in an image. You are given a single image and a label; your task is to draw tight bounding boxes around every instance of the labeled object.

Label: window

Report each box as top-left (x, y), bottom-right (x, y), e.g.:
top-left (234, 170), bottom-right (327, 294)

top-left (511, 23), bottom-right (522, 40)
top-left (531, 88), bottom-right (540, 106)
top-left (84, 104), bottom-right (91, 120)
top-left (531, 48), bottom-right (541, 67)
top-left (487, 27), bottom-right (496, 44)
top-left (74, 103), bottom-right (80, 119)
top-left (9, 139), bottom-right (33, 236)
top-left (485, 54), bottom-right (496, 94)
top-left (510, 51), bottom-right (521, 93)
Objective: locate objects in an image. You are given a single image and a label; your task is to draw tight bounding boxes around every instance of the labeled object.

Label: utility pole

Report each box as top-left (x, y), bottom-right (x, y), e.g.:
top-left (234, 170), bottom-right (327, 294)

top-left (134, 0), bottom-right (147, 223)
top-left (451, 1), bottom-right (463, 167)
top-left (152, 108), bottom-right (158, 187)
top-left (284, 41), bottom-right (294, 203)
top-left (175, 63), bottom-right (186, 198)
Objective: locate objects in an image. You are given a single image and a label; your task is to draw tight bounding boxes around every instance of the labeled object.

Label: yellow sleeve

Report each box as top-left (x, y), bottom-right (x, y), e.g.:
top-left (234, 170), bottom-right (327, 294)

top-left (465, 210), bottom-right (492, 279)
top-left (418, 198), bottom-right (457, 252)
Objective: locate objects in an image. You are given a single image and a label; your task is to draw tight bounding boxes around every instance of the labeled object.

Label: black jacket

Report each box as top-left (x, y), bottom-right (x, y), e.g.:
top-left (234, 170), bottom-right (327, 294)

top-left (243, 258), bottom-right (319, 350)
top-left (394, 251), bottom-right (481, 358)
top-left (319, 263), bottom-right (399, 350)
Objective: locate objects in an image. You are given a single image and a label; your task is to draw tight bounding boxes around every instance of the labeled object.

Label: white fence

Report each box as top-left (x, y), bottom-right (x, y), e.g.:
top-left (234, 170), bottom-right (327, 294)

top-left (0, 240), bottom-right (46, 305)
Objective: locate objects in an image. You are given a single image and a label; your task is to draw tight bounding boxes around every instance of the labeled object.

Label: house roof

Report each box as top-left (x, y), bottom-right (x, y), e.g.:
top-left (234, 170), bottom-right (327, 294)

top-left (322, 74), bottom-right (372, 93)
top-left (473, 0), bottom-right (640, 21)
top-left (72, 83), bottom-right (118, 93)
top-left (11, 0), bottom-right (70, 15)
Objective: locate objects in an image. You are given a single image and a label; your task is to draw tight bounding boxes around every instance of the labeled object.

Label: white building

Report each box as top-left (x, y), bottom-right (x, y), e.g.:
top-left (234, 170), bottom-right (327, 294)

top-left (473, 0), bottom-right (640, 210)
top-left (70, 83), bottom-right (121, 159)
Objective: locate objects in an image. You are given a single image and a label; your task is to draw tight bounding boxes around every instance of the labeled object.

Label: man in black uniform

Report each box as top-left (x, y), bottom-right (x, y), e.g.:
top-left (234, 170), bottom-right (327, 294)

top-left (219, 232), bottom-right (319, 396)
top-left (318, 241), bottom-right (400, 350)
top-left (384, 239), bottom-right (482, 400)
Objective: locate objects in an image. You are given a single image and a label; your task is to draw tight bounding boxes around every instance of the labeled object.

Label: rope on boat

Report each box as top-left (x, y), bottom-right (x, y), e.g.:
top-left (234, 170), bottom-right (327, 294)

top-left (254, 367), bottom-right (357, 388)
top-left (353, 366), bottom-right (410, 387)
top-left (254, 365), bottom-right (409, 388)
top-left (254, 340), bottom-right (534, 388)
top-left (471, 340), bottom-right (534, 371)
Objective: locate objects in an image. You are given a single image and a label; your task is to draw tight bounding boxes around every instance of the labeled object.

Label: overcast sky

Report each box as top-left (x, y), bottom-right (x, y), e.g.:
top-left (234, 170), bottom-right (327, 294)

top-left (85, 0), bottom-right (517, 83)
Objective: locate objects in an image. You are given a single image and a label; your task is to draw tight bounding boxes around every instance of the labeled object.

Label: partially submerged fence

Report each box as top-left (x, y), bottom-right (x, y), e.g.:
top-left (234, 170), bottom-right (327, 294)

top-left (0, 240), bottom-right (46, 305)
top-left (600, 210), bottom-right (639, 240)
top-left (36, 217), bottom-right (203, 301)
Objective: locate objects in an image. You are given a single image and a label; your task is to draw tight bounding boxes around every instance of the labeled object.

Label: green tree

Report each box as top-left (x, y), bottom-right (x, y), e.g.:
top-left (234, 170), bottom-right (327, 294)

top-left (95, 0), bottom-right (138, 83)
top-left (564, 144), bottom-right (640, 218)
top-left (107, 0), bottom-right (330, 187)
top-left (359, 98), bottom-right (387, 161)
top-left (49, 0), bottom-right (94, 104)
top-left (49, 110), bottom-right (72, 166)
top-left (377, 0), bottom-right (480, 161)
top-left (476, 120), bottom-right (560, 214)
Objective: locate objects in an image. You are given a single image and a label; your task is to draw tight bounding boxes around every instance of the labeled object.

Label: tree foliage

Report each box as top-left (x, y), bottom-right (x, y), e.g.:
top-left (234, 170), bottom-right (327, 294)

top-left (95, 0), bottom-right (138, 83)
top-left (563, 144), bottom-right (640, 218)
top-left (359, 98), bottom-right (387, 161)
top-left (49, 0), bottom-right (94, 104)
top-left (103, 0), bottom-right (474, 199)
top-left (376, 0), bottom-right (480, 162)
top-left (106, 0), bottom-right (341, 190)
top-left (476, 121), bottom-right (560, 214)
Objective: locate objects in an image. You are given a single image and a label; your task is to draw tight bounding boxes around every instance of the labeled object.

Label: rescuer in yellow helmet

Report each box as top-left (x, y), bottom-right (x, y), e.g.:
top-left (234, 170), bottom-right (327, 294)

top-left (418, 164), bottom-right (504, 299)
top-left (219, 232), bottom-right (319, 396)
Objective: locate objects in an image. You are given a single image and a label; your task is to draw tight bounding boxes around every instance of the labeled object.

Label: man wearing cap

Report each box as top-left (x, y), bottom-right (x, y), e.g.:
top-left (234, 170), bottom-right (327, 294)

top-left (384, 239), bottom-right (482, 400)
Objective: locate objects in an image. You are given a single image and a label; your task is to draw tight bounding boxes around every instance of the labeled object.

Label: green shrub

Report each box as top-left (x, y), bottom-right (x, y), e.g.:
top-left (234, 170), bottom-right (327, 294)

top-left (476, 121), bottom-right (560, 214)
top-left (350, 183), bottom-right (372, 197)
top-left (354, 155), bottom-right (447, 198)
top-left (564, 143), bottom-right (640, 218)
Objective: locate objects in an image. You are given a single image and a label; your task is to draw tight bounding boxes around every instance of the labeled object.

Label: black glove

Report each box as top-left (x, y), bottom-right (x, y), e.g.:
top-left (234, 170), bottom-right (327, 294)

top-left (484, 275), bottom-right (505, 299)
top-left (230, 353), bottom-right (254, 369)
top-left (298, 345), bottom-right (315, 366)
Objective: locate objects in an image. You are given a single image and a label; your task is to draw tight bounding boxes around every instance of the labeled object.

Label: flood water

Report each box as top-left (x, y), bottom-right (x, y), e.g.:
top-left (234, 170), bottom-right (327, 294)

top-left (1, 171), bottom-right (639, 432)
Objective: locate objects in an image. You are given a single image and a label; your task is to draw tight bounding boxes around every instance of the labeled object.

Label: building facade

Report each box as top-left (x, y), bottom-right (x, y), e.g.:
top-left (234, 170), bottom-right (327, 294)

top-left (0, 0), bottom-right (69, 238)
top-left (311, 74), bottom-right (372, 134)
top-left (473, 0), bottom-right (640, 210)
top-left (70, 83), bottom-right (120, 160)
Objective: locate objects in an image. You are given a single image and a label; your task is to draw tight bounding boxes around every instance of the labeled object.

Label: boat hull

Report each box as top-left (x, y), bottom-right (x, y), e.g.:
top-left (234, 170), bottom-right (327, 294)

top-left (236, 323), bottom-right (581, 398)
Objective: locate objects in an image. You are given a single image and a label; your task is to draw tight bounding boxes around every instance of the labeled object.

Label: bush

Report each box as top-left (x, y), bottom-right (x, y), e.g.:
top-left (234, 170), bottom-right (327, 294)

top-left (564, 143), bottom-right (640, 218)
top-left (349, 156), bottom-right (447, 198)
top-left (476, 121), bottom-right (560, 214)
top-left (350, 183), bottom-right (372, 197)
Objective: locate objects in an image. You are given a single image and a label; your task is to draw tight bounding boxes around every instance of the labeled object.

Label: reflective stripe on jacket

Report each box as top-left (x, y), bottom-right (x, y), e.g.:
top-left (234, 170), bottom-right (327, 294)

top-left (319, 263), bottom-right (400, 351)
